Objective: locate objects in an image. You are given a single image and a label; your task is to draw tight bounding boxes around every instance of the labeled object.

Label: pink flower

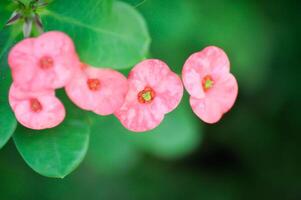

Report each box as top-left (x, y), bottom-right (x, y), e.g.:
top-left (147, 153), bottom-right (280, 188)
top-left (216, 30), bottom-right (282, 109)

top-left (115, 59), bottom-right (183, 132)
top-left (9, 84), bottom-right (65, 130)
top-left (182, 46), bottom-right (238, 123)
top-left (8, 31), bottom-right (79, 91)
top-left (65, 64), bottom-right (128, 115)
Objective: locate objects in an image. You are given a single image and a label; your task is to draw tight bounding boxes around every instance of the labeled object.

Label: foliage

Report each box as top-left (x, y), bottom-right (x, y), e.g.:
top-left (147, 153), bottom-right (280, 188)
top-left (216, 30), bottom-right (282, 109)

top-left (1, 0), bottom-right (299, 199)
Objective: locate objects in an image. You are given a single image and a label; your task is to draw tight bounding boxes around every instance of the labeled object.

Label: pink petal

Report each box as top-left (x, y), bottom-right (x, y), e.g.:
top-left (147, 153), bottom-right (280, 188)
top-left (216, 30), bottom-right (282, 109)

top-left (189, 73), bottom-right (238, 124)
top-left (9, 83), bottom-right (54, 110)
top-left (115, 99), bottom-right (164, 132)
top-left (182, 46), bottom-right (230, 98)
top-left (190, 96), bottom-right (223, 124)
top-left (9, 84), bottom-right (65, 130)
top-left (33, 31), bottom-right (76, 57)
top-left (14, 96), bottom-right (65, 130)
top-left (129, 59), bottom-right (183, 114)
top-left (8, 31), bottom-right (79, 91)
top-left (207, 73), bottom-right (238, 113)
top-left (8, 38), bottom-right (37, 87)
top-left (129, 59), bottom-right (171, 92)
top-left (153, 70), bottom-right (183, 114)
top-left (115, 59), bottom-right (183, 132)
top-left (65, 65), bottom-right (128, 115)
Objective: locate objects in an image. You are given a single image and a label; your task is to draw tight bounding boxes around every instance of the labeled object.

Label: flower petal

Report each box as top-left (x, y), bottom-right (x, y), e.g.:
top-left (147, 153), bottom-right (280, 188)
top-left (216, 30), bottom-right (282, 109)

top-left (190, 96), bottom-right (223, 124)
top-left (189, 73), bottom-right (238, 124)
top-left (9, 83), bottom-right (54, 110)
top-left (33, 31), bottom-right (76, 57)
top-left (129, 59), bottom-right (171, 91)
top-left (9, 84), bottom-right (65, 130)
top-left (115, 101), bottom-right (164, 132)
top-left (8, 31), bottom-right (79, 91)
top-left (14, 96), bottom-right (65, 130)
top-left (33, 31), bottom-right (79, 90)
top-left (182, 46), bottom-right (230, 98)
top-left (8, 38), bottom-right (36, 88)
top-left (129, 59), bottom-right (183, 114)
top-left (65, 65), bottom-right (128, 115)
top-left (153, 71), bottom-right (183, 114)
top-left (115, 59), bottom-right (183, 132)
top-left (208, 73), bottom-right (238, 113)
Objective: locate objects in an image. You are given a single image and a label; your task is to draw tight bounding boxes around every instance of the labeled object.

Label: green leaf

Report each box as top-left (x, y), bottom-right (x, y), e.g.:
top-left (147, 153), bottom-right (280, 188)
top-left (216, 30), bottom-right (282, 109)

top-left (128, 96), bottom-right (203, 159)
top-left (0, 0), bottom-right (23, 58)
top-left (0, 7), bottom-right (24, 149)
top-left (13, 92), bottom-right (90, 178)
top-left (43, 0), bottom-right (150, 69)
top-left (0, 0), bottom-right (15, 27)
top-left (87, 114), bottom-right (141, 174)
top-left (0, 68), bottom-right (17, 149)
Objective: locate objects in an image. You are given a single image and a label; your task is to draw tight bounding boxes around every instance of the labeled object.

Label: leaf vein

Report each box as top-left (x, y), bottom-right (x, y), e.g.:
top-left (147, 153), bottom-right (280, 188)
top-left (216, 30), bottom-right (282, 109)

top-left (45, 10), bottom-right (135, 42)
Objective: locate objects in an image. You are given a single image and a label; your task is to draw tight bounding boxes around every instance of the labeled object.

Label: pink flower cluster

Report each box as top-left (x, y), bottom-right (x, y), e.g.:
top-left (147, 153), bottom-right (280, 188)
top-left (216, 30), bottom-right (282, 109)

top-left (8, 31), bottom-right (238, 132)
top-left (8, 32), bottom-right (76, 130)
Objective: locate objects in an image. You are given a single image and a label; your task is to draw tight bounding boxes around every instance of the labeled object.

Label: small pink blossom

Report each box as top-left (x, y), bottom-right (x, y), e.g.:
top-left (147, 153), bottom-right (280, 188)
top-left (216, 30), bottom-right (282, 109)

top-left (65, 64), bottom-right (128, 115)
top-left (9, 84), bottom-right (65, 130)
top-left (182, 46), bottom-right (238, 123)
top-left (8, 31), bottom-right (79, 91)
top-left (115, 59), bottom-right (183, 132)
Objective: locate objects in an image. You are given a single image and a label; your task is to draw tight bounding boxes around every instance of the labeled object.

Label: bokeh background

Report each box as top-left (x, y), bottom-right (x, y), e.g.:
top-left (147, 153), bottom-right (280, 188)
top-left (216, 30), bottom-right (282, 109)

top-left (0, 0), bottom-right (300, 199)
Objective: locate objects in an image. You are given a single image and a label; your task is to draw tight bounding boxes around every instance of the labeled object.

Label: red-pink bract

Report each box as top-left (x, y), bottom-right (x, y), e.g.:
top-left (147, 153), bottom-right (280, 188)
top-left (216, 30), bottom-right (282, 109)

top-left (115, 59), bottom-right (183, 132)
top-left (8, 31), bottom-right (79, 91)
top-left (9, 84), bottom-right (65, 130)
top-left (65, 64), bottom-right (128, 116)
top-left (182, 46), bottom-right (238, 123)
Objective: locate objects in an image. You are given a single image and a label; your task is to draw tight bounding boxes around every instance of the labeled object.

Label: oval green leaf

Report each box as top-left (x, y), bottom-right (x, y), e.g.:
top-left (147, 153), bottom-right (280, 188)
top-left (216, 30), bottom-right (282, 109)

top-left (87, 114), bottom-right (141, 174)
top-left (13, 93), bottom-right (90, 178)
top-left (43, 0), bottom-right (150, 69)
top-left (0, 68), bottom-right (17, 149)
top-left (0, 0), bottom-right (14, 26)
top-left (0, 0), bottom-right (29, 150)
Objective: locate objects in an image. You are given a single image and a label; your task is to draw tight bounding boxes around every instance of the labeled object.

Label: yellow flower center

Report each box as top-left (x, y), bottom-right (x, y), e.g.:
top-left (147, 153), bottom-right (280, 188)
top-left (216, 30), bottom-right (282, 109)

top-left (202, 75), bottom-right (214, 92)
top-left (138, 86), bottom-right (155, 104)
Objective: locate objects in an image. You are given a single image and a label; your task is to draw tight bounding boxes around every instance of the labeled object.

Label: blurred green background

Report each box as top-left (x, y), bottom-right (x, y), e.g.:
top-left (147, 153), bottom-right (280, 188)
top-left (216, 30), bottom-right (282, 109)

top-left (0, 0), bottom-right (300, 199)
